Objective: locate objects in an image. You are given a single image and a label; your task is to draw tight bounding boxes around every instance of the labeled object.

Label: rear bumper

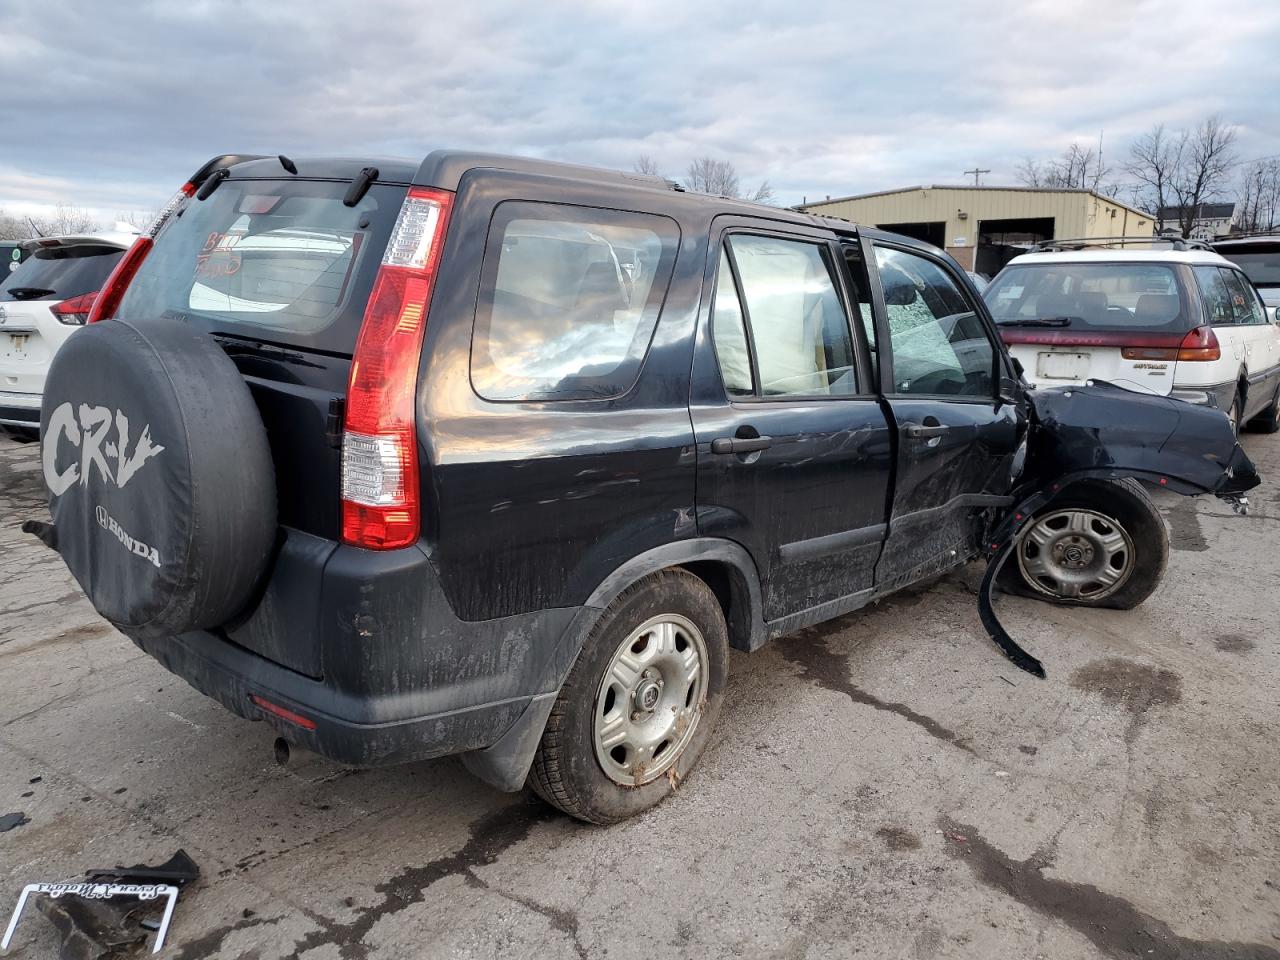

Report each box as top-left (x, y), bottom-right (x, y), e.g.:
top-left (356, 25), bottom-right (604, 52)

top-left (131, 539), bottom-right (580, 773)
top-left (134, 629), bottom-right (538, 767)
top-left (1170, 381), bottom-right (1235, 411)
top-left (0, 390), bottom-right (40, 428)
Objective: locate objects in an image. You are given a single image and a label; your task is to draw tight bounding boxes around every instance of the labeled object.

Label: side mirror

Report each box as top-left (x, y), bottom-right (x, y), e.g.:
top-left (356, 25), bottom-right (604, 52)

top-left (1009, 356), bottom-right (1025, 379)
top-left (998, 376), bottom-right (1021, 406)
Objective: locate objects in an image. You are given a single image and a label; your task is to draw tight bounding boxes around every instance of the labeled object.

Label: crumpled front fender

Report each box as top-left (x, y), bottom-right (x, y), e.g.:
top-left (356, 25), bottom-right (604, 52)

top-left (1020, 381), bottom-right (1260, 499)
top-left (977, 381), bottom-right (1262, 679)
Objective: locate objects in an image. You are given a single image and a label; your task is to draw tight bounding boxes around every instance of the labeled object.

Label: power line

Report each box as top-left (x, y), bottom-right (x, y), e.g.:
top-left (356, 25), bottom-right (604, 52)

top-left (964, 167), bottom-right (991, 186)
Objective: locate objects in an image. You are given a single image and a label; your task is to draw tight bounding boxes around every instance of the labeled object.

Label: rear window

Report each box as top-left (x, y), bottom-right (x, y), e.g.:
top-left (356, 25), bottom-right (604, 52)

top-left (116, 179), bottom-right (405, 352)
top-left (0, 244), bottom-right (123, 302)
top-left (1215, 246), bottom-right (1280, 287)
top-left (470, 202), bottom-right (679, 402)
top-left (985, 262), bottom-right (1191, 333)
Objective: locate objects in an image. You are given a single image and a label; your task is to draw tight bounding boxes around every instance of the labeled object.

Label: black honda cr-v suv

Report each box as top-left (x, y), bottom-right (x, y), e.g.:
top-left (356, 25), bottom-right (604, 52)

top-left (30, 151), bottom-right (1256, 823)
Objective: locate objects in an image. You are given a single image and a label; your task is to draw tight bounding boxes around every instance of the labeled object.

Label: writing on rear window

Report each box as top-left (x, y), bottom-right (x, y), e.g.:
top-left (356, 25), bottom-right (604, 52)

top-left (117, 180), bottom-right (399, 346)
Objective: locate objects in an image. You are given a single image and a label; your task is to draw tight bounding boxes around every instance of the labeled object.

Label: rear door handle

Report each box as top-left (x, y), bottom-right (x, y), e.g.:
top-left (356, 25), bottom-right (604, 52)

top-left (905, 424), bottom-right (948, 438)
top-left (711, 436), bottom-right (772, 454)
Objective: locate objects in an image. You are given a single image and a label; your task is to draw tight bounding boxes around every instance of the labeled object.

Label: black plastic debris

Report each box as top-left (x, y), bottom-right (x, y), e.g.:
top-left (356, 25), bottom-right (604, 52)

top-left (0, 812), bottom-right (29, 833)
top-left (85, 849), bottom-right (200, 888)
top-left (35, 896), bottom-right (147, 960)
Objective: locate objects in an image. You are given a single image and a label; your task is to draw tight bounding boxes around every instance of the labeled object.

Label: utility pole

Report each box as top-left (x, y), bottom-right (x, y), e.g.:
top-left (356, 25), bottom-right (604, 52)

top-left (964, 167), bottom-right (990, 187)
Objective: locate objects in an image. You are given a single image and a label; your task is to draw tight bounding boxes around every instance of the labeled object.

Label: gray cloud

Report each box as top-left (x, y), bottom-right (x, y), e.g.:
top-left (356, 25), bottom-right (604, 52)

top-left (0, 0), bottom-right (1276, 217)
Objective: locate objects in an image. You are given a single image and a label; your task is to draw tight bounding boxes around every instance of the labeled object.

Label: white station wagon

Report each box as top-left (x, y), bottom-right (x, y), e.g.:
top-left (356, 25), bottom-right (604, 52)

top-left (984, 239), bottom-right (1280, 434)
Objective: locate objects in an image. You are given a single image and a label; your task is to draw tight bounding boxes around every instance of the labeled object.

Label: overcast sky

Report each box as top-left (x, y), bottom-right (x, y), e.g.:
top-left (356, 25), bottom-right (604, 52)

top-left (1, 0), bottom-right (1277, 222)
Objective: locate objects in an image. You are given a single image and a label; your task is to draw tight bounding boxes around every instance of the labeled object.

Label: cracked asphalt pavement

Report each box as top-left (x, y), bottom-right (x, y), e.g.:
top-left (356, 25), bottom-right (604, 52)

top-left (2, 431), bottom-right (1278, 959)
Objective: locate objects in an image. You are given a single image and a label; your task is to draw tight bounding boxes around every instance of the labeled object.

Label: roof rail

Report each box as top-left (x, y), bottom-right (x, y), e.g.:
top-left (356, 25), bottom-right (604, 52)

top-left (1030, 236), bottom-right (1214, 253)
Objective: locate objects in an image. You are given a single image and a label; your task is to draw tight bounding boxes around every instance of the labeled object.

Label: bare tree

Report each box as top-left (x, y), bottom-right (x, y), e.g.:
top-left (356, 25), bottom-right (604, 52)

top-left (681, 156), bottom-right (773, 204)
top-left (1015, 144), bottom-right (1114, 195)
top-left (1015, 157), bottom-right (1045, 187)
top-left (1237, 158), bottom-right (1280, 233)
top-left (633, 154), bottom-right (662, 177)
top-left (684, 157), bottom-right (740, 197)
top-left (117, 207), bottom-right (163, 231)
top-left (1126, 124), bottom-right (1182, 217)
top-left (1167, 116), bottom-right (1238, 237)
top-left (1128, 116), bottom-right (1239, 236)
top-left (0, 209), bottom-right (30, 241)
top-left (20, 204), bottom-right (100, 237)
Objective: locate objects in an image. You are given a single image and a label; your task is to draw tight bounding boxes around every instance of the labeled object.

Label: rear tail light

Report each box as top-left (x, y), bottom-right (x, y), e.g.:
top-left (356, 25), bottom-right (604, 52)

top-left (341, 187), bottom-right (454, 550)
top-left (87, 182), bottom-right (195, 323)
top-left (1119, 326), bottom-right (1220, 361)
top-left (52, 291), bottom-right (100, 326)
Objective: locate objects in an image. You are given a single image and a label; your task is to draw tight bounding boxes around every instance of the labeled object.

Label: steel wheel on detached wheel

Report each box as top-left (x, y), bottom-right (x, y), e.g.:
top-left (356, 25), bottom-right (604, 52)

top-left (593, 614), bottom-right (708, 786)
top-left (1017, 507), bottom-right (1135, 601)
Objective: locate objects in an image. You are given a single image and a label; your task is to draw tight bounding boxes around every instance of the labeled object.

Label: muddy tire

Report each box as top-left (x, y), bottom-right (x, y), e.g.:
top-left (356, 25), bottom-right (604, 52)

top-left (1002, 478), bottom-right (1168, 611)
top-left (528, 569), bottom-right (728, 825)
top-left (1245, 386), bottom-right (1280, 434)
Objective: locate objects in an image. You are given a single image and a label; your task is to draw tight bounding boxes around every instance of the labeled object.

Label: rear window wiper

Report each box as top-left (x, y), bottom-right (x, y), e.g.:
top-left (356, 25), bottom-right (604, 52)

top-left (996, 316), bottom-right (1075, 327)
top-left (2, 287), bottom-right (57, 300)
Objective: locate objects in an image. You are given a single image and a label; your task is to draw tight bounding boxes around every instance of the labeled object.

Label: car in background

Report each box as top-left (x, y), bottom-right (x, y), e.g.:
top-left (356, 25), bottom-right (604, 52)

top-left (984, 238), bottom-right (1280, 434)
top-left (965, 270), bottom-right (990, 292)
top-left (1212, 234), bottom-right (1280, 322)
top-left (1, 240), bottom-right (30, 274)
top-left (0, 232), bottom-right (134, 436)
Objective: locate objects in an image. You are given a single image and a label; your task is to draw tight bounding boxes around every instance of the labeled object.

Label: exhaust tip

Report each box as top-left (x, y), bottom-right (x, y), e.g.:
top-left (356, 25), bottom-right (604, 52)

top-left (273, 737), bottom-right (291, 766)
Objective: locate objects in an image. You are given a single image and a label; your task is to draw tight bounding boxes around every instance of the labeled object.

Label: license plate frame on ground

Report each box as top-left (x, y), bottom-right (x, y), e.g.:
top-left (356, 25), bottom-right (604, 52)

top-left (1037, 351), bottom-right (1090, 380)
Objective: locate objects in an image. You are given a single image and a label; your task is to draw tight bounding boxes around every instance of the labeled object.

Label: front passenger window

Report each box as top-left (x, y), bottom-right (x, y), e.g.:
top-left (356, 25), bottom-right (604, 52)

top-left (874, 246), bottom-right (995, 397)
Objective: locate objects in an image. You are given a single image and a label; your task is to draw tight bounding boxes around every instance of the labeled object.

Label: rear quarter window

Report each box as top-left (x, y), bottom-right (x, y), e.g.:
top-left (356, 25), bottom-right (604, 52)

top-left (470, 202), bottom-right (679, 402)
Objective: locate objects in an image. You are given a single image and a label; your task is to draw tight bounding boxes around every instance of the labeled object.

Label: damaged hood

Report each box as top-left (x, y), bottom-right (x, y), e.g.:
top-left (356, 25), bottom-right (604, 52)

top-left (1022, 381), bottom-right (1260, 499)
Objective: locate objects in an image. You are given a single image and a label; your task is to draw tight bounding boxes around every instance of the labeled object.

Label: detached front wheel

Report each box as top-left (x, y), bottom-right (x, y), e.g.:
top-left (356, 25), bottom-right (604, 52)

top-left (1008, 479), bottom-right (1169, 610)
top-left (529, 570), bottom-right (728, 824)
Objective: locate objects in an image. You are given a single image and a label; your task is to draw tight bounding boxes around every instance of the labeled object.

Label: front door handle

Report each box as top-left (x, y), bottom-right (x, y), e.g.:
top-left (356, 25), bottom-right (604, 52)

top-left (711, 436), bottom-right (773, 455)
top-left (905, 424), bottom-right (948, 438)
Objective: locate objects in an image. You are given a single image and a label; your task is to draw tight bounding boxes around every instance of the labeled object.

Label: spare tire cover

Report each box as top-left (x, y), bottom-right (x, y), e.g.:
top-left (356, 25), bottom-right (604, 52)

top-left (39, 317), bottom-right (276, 640)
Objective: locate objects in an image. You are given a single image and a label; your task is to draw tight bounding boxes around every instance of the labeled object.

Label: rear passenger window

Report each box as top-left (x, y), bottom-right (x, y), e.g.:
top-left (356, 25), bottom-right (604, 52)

top-left (721, 235), bottom-right (857, 398)
top-left (471, 202), bottom-right (679, 402)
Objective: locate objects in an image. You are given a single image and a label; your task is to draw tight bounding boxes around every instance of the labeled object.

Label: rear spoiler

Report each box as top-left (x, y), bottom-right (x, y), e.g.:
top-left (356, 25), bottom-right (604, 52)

top-left (188, 154), bottom-right (268, 188)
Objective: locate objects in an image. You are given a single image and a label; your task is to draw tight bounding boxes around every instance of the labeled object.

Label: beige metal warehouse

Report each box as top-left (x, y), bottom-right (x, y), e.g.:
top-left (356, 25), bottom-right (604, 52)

top-left (796, 185), bottom-right (1154, 276)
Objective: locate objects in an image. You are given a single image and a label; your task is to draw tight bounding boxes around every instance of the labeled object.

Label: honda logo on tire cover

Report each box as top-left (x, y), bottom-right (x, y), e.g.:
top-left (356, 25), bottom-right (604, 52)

top-left (42, 402), bottom-right (166, 497)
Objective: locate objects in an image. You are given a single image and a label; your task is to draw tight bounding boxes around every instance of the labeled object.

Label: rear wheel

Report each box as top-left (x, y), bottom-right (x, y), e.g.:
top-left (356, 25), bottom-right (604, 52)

top-left (528, 569), bottom-right (728, 824)
top-left (1008, 479), bottom-right (1168, 610)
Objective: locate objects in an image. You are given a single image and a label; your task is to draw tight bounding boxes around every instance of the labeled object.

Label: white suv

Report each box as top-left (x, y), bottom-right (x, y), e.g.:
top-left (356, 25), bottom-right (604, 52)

top-left (0, 233), bottom-right (134, 436)
top-left (984, 239), bottom-right (1280, 434)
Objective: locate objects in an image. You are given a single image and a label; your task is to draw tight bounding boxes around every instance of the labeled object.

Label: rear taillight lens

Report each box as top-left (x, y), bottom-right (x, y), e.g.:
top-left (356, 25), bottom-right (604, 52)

top-left (341, 187), bottom-right (453, 550)
top-left (1119, 326), bottom-right (1220, 361)
top-left (88, 182), bottom-right (195, 323)
top-left (1174, 325), bottom-right (1221, 361)
top-left (52, 291), bottom-right (99, 326)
